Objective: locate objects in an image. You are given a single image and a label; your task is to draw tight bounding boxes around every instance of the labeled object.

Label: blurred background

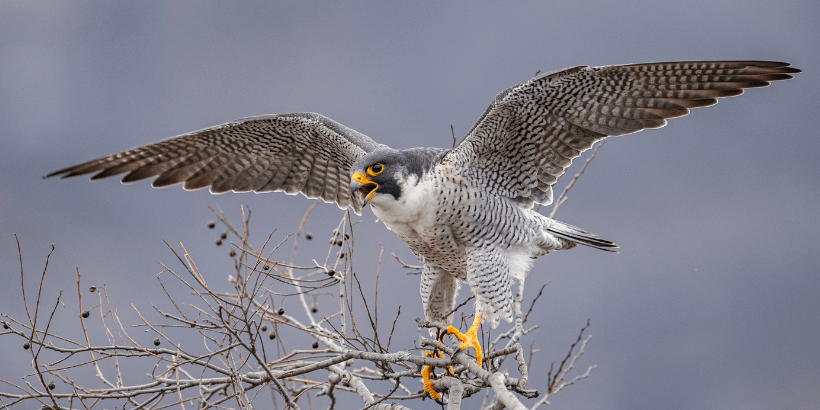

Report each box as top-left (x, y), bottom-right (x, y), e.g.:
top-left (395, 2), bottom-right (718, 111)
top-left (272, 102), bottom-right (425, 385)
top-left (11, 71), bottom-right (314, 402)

top-left (1, 1), bottom-right (817, 409)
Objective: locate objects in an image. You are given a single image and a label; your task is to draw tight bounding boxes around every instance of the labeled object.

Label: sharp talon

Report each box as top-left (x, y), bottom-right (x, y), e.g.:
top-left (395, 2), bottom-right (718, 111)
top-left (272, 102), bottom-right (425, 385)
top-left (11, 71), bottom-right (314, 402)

top-left (445, 315), bottom-right (483, 366)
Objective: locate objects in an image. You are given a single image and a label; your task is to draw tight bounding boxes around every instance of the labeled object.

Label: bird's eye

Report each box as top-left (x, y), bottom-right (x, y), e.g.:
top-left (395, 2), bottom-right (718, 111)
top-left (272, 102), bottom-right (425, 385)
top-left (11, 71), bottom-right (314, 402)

top-left (367, 163), bottom-right (384, 176)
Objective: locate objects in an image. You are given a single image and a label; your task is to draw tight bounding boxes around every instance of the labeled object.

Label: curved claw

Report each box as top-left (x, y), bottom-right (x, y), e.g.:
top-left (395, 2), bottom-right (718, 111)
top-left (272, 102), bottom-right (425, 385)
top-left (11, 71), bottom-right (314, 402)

top-left (424, 317), bottom-right (483, 400)
top-left (445, 314), bottom-right (483, 366)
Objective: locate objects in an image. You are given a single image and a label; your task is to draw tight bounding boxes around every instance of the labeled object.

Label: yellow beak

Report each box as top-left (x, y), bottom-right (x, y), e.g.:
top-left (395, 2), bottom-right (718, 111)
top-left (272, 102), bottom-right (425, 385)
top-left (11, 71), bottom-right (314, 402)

top-left (350, 172), bottom-right (378, 203)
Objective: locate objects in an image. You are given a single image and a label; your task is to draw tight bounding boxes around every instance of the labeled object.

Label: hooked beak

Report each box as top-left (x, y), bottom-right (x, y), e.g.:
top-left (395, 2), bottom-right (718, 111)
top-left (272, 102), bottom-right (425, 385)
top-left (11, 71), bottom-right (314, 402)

top-left (350, 172), bottom-right (378, 204)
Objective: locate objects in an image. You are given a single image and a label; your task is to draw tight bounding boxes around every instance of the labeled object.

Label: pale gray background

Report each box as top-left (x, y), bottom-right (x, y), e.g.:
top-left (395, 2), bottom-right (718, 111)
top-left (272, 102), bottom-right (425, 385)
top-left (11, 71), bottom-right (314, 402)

top-left (1, 1), bottom-right (818, 409)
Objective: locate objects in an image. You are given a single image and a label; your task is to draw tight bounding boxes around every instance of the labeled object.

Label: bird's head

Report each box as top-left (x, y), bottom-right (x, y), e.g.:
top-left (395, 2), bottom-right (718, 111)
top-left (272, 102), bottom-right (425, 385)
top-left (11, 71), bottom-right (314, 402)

top-left (349, 149), bottom-right (406, 207)
top-left (350, 147), bottom-right (447, 209)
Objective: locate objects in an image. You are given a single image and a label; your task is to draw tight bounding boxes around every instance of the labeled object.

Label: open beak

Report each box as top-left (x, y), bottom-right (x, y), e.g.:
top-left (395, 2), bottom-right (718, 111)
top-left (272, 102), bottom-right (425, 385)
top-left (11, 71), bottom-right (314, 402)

top-left (350, 172), bottom-right (378, 204)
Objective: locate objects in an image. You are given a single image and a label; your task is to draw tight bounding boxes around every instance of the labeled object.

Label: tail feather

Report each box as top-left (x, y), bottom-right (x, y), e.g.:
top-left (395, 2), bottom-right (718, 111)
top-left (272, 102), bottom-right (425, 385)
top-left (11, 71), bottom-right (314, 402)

top-left (546, 220), bottom-right (618, 252)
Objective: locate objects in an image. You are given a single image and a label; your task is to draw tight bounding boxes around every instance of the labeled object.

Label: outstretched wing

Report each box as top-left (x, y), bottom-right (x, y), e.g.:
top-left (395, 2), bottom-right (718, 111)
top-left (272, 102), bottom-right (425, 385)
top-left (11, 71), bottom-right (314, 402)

top-left (443, 61), bottom-right (799, 207)
top-left (45, 112), bottom-right (388, 213)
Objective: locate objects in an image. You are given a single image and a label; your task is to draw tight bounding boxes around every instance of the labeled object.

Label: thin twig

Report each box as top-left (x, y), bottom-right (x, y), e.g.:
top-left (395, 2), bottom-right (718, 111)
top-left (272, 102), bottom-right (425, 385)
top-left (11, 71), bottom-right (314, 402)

top-left (547, 139), bottom-right (605, 218)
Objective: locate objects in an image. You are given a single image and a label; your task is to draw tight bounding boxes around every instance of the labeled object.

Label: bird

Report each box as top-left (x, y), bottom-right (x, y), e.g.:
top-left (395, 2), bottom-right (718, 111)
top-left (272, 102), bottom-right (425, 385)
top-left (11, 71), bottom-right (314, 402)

top-left (46, 60), bottom-right (799, 399)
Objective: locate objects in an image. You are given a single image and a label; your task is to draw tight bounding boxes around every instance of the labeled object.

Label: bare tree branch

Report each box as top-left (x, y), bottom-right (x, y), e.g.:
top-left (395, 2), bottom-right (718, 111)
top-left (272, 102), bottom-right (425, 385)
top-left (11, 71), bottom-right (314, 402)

top-left (5, 199), bottom-right (597, 409)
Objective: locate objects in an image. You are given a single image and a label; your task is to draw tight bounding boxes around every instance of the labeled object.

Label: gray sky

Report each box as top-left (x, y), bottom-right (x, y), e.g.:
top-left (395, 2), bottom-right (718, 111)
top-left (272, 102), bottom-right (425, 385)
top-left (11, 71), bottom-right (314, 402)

top-left (1, 1), bottom-right (818, 409)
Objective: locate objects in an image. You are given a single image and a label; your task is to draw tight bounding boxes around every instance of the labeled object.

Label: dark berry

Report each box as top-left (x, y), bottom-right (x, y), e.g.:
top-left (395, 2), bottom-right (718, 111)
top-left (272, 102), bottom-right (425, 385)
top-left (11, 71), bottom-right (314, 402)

top-left (312, 341), bottom-right (319, 349)
top-left (336, 240), bottom-right (343, 247)
top-left (23, 342), bottom-right (30, 350)
top-left (220, 232), bottom-right (227, 240)
top-left (207, 221), bottom-right (216, 229)
top-left (48, 382), bottom-right (55, 390)
top-left (153, 338), bottom-right (161, 346)
top-left (338, 252), bottom-right (345, 259)
top-left (277, 308), bottom-right (285, 315)
top-left (229, 249), bottom-right (236, 257)
top-left (216, 239), bottom-right (223, 246)
top-left (305, 232), bottom-right (312, 240)
top-left (81, 311), bottom-right (90, 318)
top-left (311, 307), bottom-right (318, 313)
top-left (88, 286), bottom-right (96, 292)
top-left (268, 331), bottom-right (276, 340)
top-left (263, 265), bottom-right (271, 271)
top-left (327, 270), bottom-right (335, 277)
top-left (260, 324), bottom-right (268, 332)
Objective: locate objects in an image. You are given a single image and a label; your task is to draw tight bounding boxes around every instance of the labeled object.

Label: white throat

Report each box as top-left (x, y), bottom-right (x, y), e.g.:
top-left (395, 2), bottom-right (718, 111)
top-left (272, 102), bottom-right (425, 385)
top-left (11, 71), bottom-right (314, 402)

top-left (367, 174), bottom-right (432, 227)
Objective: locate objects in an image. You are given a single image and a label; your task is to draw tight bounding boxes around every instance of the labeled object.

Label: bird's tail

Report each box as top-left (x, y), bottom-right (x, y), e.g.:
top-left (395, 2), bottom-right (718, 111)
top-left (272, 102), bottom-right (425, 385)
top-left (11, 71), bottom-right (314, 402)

top-left (546, 219), bottom-right (618, 252)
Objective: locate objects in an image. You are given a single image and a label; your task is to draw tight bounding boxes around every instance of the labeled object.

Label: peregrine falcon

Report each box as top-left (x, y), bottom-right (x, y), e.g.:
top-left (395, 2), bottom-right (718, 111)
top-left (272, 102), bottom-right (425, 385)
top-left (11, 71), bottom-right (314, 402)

top-left (46, 61), bottom-right (798, 398)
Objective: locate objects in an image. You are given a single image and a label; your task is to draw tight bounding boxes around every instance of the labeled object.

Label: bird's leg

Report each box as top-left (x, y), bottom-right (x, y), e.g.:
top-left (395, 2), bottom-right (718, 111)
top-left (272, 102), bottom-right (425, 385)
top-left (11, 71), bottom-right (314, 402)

top-left (424, 314), bottom-right (483, 399)
top-left (446, 314), bottom-right (483, 366)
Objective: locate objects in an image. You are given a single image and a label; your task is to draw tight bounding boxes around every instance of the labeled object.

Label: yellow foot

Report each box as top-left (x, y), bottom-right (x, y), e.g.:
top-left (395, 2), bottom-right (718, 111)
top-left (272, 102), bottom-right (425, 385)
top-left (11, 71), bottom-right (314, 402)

top-left (422, 350), bottom-right (442, 400)
top-left (445, 314), bottom-right (483, 366)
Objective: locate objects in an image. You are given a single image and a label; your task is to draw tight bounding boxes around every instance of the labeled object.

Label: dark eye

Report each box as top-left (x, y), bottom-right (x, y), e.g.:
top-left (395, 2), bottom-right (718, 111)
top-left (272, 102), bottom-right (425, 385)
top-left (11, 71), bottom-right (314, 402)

top-left (367, 163), bottom-right (384, 176)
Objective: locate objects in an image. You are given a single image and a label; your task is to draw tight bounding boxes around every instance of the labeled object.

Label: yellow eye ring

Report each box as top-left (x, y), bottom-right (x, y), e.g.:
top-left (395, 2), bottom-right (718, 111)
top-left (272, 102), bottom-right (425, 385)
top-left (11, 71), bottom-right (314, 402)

top-left (367, 163), bottom-right (384, 176)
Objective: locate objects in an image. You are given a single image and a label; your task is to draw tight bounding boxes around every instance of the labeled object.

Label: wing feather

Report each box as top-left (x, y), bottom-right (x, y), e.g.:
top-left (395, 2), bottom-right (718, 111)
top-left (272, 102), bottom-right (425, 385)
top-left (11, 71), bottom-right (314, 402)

top-left (444, 61), bottom-right (799, 206)
top-left (45, 113), bottom-right (388, 213)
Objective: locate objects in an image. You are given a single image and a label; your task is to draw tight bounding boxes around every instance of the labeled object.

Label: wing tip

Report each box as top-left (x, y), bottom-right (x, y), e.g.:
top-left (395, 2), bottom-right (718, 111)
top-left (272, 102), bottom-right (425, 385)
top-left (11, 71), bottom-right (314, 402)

top-left (43, 167), bottom-right (83, 180)
top-left (42, 172), bottom-right (60, 180)
top-left (752, 61), bottom-right (801, 73)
